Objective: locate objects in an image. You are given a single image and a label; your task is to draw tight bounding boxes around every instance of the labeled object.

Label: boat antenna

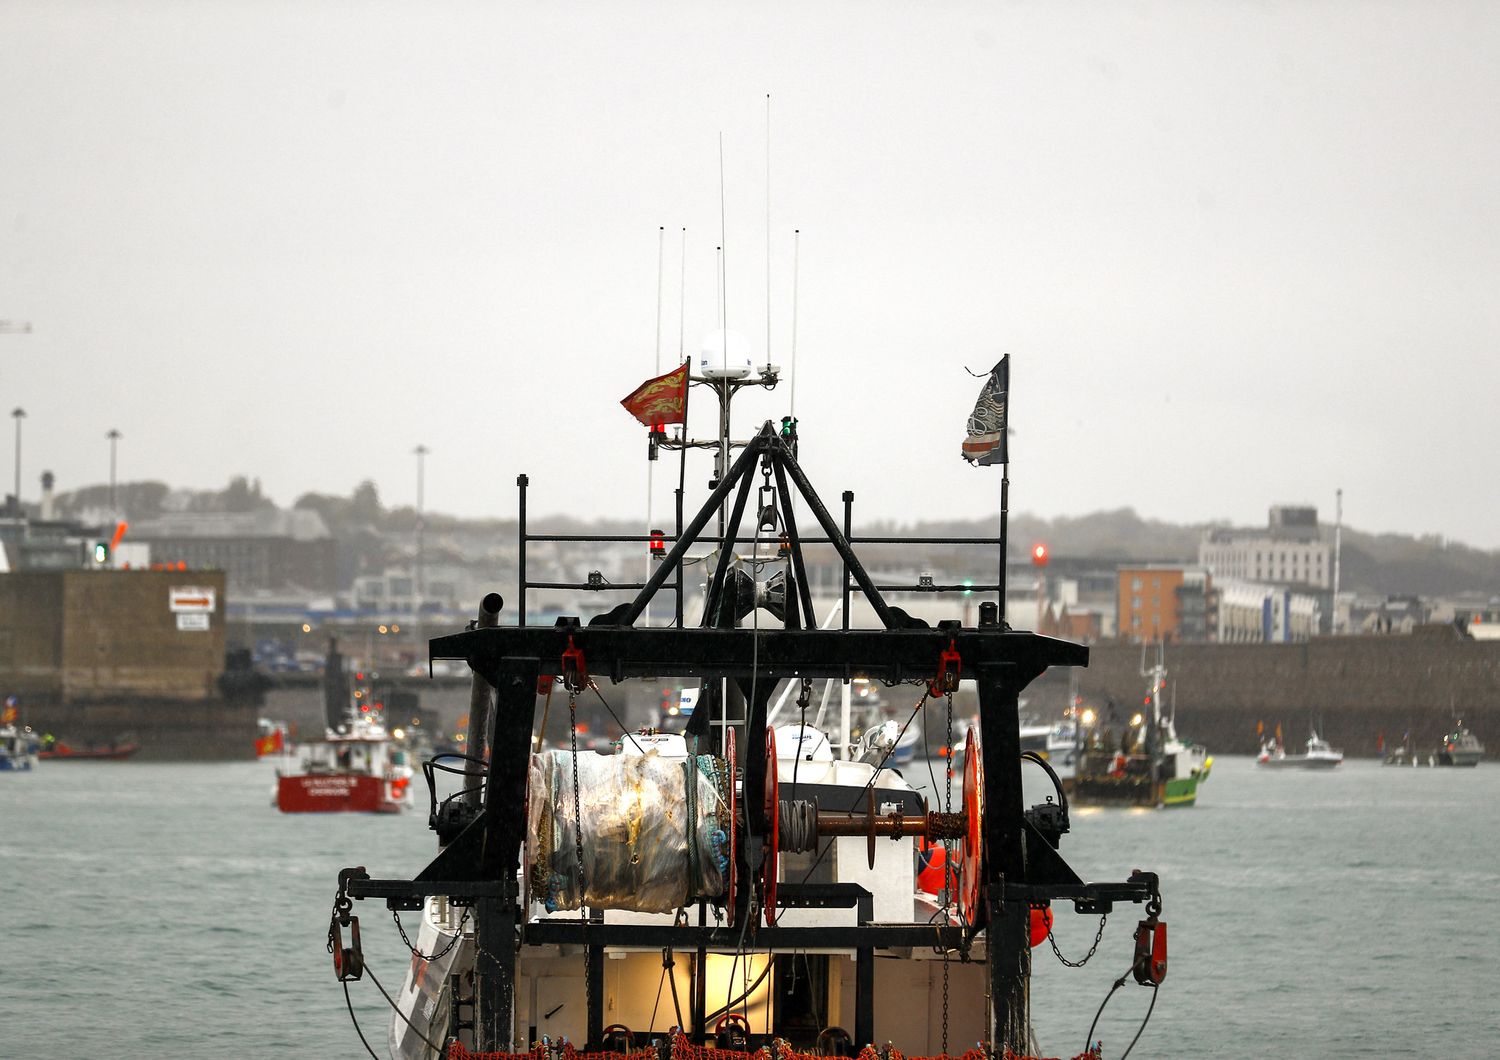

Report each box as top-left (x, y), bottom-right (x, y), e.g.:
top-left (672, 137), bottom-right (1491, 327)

top-left (655, 226), bottom-right (665, 373)
top-left (678, 228), bottom-right (687, 363)
top-left (765, 94), bottom-right (772, 374)
top-left (790, 228), bottom-right (800, 416)
top-left (646, 226), bottom-right (666, 625)
top-left (719, 132), bottom-right (729, 337)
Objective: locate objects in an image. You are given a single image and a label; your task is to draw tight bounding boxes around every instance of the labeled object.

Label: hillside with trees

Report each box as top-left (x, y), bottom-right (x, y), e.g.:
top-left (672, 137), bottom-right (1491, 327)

top-left (47, 481), bottom-right (1500, 599)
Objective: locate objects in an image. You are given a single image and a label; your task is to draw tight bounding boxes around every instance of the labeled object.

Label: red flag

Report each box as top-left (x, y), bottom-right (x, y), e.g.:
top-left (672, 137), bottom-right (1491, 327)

top-left (621, 362), bottom-right (689, 428)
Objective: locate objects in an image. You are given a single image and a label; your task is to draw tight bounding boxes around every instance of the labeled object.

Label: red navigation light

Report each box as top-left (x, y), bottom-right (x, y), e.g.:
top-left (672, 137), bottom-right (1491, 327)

top-left (649, 528), bottom-right (666, 557)
top-left (1031, 543), bottom-right (1050, 567)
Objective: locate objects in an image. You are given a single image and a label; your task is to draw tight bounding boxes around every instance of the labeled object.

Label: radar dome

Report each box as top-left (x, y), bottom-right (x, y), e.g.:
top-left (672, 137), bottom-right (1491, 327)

top-left (698, 330), bottom-right (755, 380)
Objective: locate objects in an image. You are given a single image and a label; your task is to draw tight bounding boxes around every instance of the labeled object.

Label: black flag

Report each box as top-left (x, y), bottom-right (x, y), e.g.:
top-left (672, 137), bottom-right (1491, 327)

top-left (961, 355), bottom-right (1009, 466)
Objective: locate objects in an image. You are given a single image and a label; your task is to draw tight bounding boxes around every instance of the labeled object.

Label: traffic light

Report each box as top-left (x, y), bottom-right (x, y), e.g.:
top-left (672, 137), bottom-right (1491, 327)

top-left (91, 541), bottom-right (109, 566)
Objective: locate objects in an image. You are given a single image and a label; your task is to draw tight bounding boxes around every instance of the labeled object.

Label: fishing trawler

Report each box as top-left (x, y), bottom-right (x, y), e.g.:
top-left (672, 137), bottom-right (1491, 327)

top-left (275, 641), bottom-right (415, 813)
top-left (1068, 645), bottom-right (1210, 808)
top-left (327, 353), bottom-right (1168, 1059)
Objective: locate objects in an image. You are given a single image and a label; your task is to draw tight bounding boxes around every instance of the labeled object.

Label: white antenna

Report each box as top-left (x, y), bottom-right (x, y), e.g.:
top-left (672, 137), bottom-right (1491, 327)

top-left (678, 228), bottom-right (687, 363)
top-left (655, 226), bottom-right (665, 373)
top-left (765, 94), bottom-right (772, 370)
top-left (646, 225), bottom-right (666, 625)
top-left (719, 133), bottom-right (728, 336)
top-left (790, 228), bottom-right (800, 416)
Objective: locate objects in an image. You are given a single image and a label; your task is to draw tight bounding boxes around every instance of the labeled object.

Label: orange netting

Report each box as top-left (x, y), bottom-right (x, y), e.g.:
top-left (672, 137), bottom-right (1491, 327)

top-left (670, 1032), bottom-right (772, 1060)
top-left (448, 1036), bottom-right (1100, 1060)
top-left (448, 1045), bottom-right (658, 1060)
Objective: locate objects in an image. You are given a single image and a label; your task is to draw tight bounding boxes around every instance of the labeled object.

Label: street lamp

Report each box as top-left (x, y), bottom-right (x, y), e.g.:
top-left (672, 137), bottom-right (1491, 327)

top-left (11, 407), bottom-right (25, 513)
top-left (106, 429), bottom-right (122, 511)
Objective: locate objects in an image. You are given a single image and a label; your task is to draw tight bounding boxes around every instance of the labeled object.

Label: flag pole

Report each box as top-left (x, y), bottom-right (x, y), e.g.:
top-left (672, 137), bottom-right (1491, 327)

top-left (999, 462), bottom-right (1009, 626)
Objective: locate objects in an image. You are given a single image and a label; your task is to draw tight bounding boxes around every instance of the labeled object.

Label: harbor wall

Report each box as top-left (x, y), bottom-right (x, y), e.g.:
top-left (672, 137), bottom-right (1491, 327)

top-left (0, 570), bottom-right (259, 759)
top-left (1028, 624), bottom-right (1498, 758)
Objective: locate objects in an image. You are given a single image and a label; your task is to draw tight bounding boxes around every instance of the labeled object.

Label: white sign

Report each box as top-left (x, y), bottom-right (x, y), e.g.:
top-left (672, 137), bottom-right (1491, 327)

top-left (169, 586), bottom-right (216, 613)
top-left (177, 612), bottom-right (211, 632)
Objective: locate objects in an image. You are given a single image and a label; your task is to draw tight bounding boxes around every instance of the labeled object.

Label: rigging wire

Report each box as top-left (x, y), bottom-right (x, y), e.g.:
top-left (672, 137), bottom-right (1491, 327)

top-left (367, 963), bottom-right (449, 1056)
top-left (588, 681), bottom-right (647, 755)
top-left (342, 980), bottom-right (382, 1060)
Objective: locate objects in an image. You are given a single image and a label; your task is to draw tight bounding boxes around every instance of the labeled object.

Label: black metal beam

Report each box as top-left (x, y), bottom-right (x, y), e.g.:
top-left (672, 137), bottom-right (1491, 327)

top-left (522, 921), bottom-right (968, 950)
top-left (976, 661), bottom-right (1034, 1052)
top-left (771, 459), bottom-right (815, 630)
top-left (431, 626), bottom-right (1087, 687)
top-left (613, 427), bottom-right (772, 627)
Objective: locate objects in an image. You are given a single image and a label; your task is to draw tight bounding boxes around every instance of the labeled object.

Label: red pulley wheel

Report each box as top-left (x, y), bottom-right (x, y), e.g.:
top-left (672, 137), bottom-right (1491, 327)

top-left (763, 726), bottom-right (780, 926)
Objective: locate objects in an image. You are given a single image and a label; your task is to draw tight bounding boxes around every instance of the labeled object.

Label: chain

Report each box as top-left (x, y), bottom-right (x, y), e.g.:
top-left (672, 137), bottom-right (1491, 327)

top-left (392, 904), bottom-right (470, 962)
top-left (569, 690), bottom-right (592, 1040)
top-left (1048, 913), bottom-right (1108, 968)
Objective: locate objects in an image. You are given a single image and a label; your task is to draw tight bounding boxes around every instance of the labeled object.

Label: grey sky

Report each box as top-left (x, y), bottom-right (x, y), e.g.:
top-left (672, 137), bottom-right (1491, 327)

top-left (4, 2), bottom-right (1498, 547)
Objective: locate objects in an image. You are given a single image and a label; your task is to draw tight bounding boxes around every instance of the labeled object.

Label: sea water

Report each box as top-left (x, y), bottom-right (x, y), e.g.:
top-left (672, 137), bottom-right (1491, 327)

top-left (2, 756), bottom-right (1496, 1059)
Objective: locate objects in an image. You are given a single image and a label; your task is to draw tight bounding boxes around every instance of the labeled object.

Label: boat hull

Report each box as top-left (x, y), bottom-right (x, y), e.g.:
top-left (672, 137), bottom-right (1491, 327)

top-left (1256, 755), bottom-right (1342, 769)
top-left (1436, 750), bottom-right (1482, 767)
top-left (38, 743), bottom-right (140, 761)
top-left (1162, 773), bottom-right (1200, 807)
top-left (276, 772), bottom-right (407, 813)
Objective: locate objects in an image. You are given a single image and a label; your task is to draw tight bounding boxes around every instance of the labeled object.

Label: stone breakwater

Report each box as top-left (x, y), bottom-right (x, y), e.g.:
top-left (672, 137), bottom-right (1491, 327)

top-left (1029, 623), bottom-right (1496, 758)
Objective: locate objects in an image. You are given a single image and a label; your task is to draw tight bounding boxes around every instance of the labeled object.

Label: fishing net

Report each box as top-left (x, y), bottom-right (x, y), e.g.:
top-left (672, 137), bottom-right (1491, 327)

top-left (527, 750), bottom-right (729, 914)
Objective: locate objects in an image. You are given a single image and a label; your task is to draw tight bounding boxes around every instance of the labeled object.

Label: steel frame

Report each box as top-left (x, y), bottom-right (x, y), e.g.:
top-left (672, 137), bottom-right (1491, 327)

top-left (341, 422), bottom-right (1158, 1056)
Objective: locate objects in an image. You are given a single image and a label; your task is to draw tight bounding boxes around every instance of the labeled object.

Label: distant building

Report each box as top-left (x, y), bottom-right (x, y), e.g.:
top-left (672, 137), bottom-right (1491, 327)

top-left (129, 509), bottom-right (336, 594)
top-left (1216, 580), bottom-right (1321, 642)
top-left (1116, 565), bottom-right (1212, 643)
top-left (1346, 594), bottom-right (1429, 635)
top-left (1198, 505), bottom-right (1332, 590)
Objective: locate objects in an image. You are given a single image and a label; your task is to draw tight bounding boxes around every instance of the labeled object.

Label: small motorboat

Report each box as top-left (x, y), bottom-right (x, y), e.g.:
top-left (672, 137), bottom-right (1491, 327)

top-left (1436, 725), bottom-right (1484, 767)
top-left (1257, 731), bottom-right (1343, 769)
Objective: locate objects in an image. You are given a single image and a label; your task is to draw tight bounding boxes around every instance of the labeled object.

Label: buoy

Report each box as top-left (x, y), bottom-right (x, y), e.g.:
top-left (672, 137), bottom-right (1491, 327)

top-left (917, 838), bottom-right (953, 895)
top-left (1029, 906), bottom-right (1054, 948)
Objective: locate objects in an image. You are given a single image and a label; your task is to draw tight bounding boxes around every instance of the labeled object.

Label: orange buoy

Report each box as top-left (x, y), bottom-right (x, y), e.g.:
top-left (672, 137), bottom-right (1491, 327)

top-left (1029, 905), bottom-right (1054, 947)
top-left (917, 838), bottom-right (954, 895)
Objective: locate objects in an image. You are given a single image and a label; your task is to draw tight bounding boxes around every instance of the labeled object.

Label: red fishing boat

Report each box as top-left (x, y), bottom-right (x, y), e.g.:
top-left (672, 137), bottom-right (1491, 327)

top-left (274, 715), bottom-right (414, 813)
top-left (38, 737), bottom-right (140, 761)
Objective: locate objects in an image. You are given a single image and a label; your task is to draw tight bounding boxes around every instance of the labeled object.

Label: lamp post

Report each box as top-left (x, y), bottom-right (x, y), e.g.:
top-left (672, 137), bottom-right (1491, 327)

top-left (11, 407), bottom-right (25, 513)
top-left (107, 429), bottom-right (122, 511)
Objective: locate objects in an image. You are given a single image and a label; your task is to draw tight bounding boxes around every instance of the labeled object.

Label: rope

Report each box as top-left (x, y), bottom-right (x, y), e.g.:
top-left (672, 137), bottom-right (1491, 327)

top-left (777, 798), bottom-right (817, 853)
top-left (342, 980), bottom-right (381, 1060)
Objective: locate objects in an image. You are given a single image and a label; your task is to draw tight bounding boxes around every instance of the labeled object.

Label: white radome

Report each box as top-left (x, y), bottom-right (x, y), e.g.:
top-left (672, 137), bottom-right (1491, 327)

top-left (698, 329), bottom-right (755, 379)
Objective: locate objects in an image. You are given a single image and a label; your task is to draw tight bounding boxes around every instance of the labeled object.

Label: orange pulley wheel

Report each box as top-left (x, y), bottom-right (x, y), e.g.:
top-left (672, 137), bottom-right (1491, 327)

top-left (958, 727), bottom-right (984, 926)
top-left (763, 726), bottom-right (781, 926)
